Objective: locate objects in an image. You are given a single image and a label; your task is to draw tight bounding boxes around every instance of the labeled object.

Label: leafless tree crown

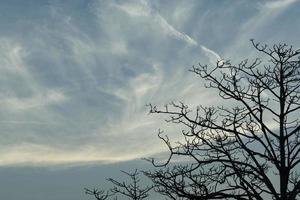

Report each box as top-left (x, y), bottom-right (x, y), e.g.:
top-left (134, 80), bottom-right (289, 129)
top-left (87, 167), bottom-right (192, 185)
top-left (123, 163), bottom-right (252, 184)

top-left (86, 170), bottom-right (153, 200)
top-left (145, 40), bottom-right (300, 200)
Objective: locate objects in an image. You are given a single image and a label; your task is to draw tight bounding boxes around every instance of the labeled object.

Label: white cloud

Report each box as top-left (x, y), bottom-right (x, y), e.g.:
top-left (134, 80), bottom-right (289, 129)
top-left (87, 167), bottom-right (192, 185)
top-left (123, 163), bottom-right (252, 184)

top-left (114, 0), bottom-right (198, 46)
top-left (224, 0), bottom-right (298, 59)
top-left (201, 45), bottom-right (221, 64)
top-left (0, 38), bottom-right (67, 112)
top-left (114, 0), bottom-right (221, 64)
top-left (116, 0), bottom-right (151, 17)
top-left (262, 0), bottom-right (297, 10)
top-left (0, 143), bottom-right (142, 166)
top-left (0, 90), bottom-right (66, 110)
top-left (0, 39), bottom-right (29, 75)
top-left (155, 14), bottom-right (198, 46)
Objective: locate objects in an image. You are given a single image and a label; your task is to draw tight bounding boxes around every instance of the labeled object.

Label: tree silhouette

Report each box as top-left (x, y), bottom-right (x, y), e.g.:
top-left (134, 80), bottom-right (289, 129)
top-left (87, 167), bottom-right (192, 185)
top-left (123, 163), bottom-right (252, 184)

top-left (144, 40), bottom-right (300, 200)
top-left (85, 188), bottom-right (112, 200)
top-left (86, 170), bottom-right (153, 200)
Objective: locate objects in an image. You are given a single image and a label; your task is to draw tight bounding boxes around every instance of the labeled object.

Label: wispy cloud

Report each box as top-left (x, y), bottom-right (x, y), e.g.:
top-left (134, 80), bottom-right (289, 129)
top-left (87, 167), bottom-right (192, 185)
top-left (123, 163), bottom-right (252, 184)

top-left (0, 0), bottom-right (221, 166)
top-left (0, 0), bottom-right (297, 167)
top-left (114, 0), bottom-right (220, 62)
top-left (224, 0), bottom-right (299, 59)
top-left (115, 0), bottom-right (198, 46)
top-left (262, 0), bottom-right (297, 10)
top-left (0, 90), bottom-right (66, 110)
top-left (0, 143), bottom-right (139, 166)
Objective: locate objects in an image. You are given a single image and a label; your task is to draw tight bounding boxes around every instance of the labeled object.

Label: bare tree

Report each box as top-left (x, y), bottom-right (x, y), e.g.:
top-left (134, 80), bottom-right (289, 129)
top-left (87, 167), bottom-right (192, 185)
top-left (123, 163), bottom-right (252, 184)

top-left (108, 170), bottom-right (153, 200)
top-left (86, 170), bottom-right (153, 200)
top-left (85, 188), bottom-right (112, 200)
top-left (144, 40), bottom-right (300, 200)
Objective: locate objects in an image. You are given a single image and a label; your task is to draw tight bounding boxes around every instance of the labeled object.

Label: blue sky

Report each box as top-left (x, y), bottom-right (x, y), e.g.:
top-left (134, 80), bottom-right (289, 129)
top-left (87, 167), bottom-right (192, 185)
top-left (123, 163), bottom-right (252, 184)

top-left (0, 0), bottom-right (300, 199)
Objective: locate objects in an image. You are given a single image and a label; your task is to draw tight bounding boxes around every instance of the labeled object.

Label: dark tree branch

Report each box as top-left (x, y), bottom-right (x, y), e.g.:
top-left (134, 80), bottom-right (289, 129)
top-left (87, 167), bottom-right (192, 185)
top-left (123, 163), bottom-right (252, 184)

top-left (145, 40), bottom-right (300, 200)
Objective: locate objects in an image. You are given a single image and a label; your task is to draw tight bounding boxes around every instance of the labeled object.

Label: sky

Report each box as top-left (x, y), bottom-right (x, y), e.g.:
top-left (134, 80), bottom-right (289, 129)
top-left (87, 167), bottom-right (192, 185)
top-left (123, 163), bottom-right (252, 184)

top-left (0, 0), bottom-right (300, 199)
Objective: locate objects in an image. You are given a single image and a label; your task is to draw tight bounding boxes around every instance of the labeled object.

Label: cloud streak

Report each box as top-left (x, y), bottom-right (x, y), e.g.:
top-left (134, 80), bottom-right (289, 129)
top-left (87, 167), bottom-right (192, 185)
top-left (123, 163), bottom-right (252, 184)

top-left (115, 0), bottom-right (221, 62)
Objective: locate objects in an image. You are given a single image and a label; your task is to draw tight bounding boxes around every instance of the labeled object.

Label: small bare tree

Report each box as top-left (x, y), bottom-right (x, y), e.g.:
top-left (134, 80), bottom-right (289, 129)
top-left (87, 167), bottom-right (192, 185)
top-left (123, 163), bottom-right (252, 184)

top-left (85, 188), bottom-right (112, 200)
top-left (144, 40), bottom-right (300, 200)
top-left (108, 170), bottom-right (153, 200)
top-left (86, 170), bottom-right (153, 200)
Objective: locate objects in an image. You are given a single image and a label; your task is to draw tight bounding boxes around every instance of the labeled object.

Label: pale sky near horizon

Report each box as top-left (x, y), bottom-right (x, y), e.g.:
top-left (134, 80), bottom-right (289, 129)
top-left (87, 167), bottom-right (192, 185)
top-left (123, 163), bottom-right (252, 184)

top-left (0, 0), bottom-right (300, 199)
